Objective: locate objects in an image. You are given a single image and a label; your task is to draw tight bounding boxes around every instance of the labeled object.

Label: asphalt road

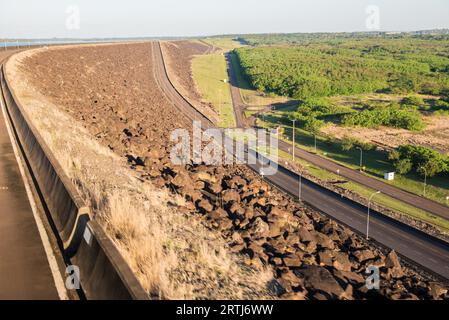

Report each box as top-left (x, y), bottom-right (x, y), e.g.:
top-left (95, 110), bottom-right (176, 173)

top-left (225, 52), bottom-right (449, 221)
top-left (153, 41), bottom-right (449, 281)
top-left (0, 50), bottom-right (60, 299)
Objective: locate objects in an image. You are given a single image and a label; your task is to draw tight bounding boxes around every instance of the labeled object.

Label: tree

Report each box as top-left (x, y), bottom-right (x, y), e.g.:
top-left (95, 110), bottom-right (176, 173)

top-left (392, 145), bottom-right (449, 177)
top-left (394, 158), bottom-right (413, 175)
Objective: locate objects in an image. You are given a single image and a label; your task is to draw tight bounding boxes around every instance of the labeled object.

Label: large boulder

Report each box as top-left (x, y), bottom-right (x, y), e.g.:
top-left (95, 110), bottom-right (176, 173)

top-left (297, 227), bottom-right (314, 243)
top-left (283, 253), bottom-right (303, 268)
top-left (296, 265), bottom-right (345, 299)
top-left (227, 175), bottom-right (247, 188)
top-left (332, 269), bottom-right (365, 287)
top-left (222, 190), bottom-right (240, 203)
top-left (312, 231), bottom-right (335, 250)
top-left (353, 249), bottom-right (376, 263)
top-left (385, 250), bottom-right (404, 279)
top-left (318, 250), bottom-right (334, 266)
top-left (251, 217), bottom-right (270, 239)
top-left (208, 208), bottom-right (228, 221)
top-left (428, 282), bottom-right (448, 300)
top-left (332, 252), bottom-right (353, 272)
top-left (267, 209), bottom-right (290, 238)
top-left (194, 171), bottom-right (217, 183)
top-left (198, 199), bottom-right (213, 213)
top-left (171, 171), bottom-right (191, 188)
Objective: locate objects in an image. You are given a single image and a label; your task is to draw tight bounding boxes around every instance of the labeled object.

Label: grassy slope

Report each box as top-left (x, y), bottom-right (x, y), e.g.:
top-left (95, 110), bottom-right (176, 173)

top-left (202, 37), bottom-right (245, 52)
top-left (273, 148), bottom-right (449, 232)
top-left (191, 53), bottom-right (236, 128)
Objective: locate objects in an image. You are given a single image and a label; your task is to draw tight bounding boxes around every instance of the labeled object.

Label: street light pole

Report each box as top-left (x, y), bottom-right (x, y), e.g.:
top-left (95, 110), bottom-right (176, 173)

top-left (356, 147), bottom-right (363, 172)
top-left (366, 191), bottom-right (381, 240)
top-left (292, 120), bottom-right (296, 161)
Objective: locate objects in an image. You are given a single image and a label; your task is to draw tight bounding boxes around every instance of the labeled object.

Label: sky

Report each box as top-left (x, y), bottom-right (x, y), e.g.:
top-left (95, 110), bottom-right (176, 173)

top-left (1, 0), bottom-right (449, 39)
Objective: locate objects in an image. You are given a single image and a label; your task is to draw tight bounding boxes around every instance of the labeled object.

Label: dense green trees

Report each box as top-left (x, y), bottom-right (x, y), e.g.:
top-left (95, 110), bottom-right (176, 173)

top-left (288, 98), bottom-right (349, 132)
top-left (234, 38), bottom-right (449, 100)
top-left (341, 104), bottom-right (425, 131)
top-left (389, 145), bottom-right (449, 177)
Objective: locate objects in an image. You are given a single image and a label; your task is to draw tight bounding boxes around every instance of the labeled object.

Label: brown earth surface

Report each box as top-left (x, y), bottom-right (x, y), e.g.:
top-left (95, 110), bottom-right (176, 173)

top-left (322, 116), bottom-right (449, 154)
top-left (15, 42), bottom-right (449, 300)
top-left (323, 94), bottom-right (449, 153)
top-left (161, 40), bottom-right (219, 123)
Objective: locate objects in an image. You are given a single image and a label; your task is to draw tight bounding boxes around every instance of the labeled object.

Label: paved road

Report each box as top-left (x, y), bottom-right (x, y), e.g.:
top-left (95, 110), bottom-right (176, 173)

top-left (0, 51), bottom-right (60, 299)
top-left (226, 53), bottom-right (449, 221)
top-left (153, 41), bottom-right (449, 281)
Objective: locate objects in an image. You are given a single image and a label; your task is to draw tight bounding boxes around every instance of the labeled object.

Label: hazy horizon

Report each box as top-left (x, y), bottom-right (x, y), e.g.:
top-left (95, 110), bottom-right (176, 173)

top-left (1, 0), bottom-right (449, 39)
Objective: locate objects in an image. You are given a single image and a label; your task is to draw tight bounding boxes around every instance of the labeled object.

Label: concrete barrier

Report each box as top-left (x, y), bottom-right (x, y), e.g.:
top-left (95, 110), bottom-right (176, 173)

top-left (0, 63), bottom-right (148, 300)
top-left (0, 66), bottom-right (88, 255)
top-left (73, 221), bottom-right (149, 300)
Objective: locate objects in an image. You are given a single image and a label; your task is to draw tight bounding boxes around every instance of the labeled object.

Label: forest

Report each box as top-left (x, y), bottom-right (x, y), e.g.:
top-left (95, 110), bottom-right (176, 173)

top-left (233, 38), bottom-right (449, 99)
top-left (238, 31), bottom-right (449, 46)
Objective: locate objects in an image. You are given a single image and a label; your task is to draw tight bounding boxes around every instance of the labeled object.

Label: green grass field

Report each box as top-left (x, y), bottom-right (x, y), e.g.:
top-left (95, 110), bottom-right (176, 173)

top-left (202, 37), bottom-right (245, 52)
top-left (257, 111), bottom-right (449, 206)
top-left (191, 53), bottom-right (236, 128)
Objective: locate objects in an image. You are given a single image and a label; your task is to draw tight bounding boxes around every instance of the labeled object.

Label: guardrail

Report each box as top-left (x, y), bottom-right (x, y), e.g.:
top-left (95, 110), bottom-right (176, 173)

top-left (0, 62), bottom-right (148, 300)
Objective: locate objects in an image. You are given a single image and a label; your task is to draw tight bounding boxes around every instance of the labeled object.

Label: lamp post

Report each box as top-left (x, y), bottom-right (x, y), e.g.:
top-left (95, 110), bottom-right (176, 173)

top-left (420, 166), bottom-right (427, 197)
top-left (292, 120), bottom-right (296, 161)
top-left (366, 191), bottom-right (381, 240)
top-left (356, 147), bottom-right (363, 172)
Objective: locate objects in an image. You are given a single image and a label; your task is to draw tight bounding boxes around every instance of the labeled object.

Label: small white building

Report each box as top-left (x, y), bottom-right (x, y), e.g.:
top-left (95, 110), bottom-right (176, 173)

top-left (384, 172), bottom-right (395, 181)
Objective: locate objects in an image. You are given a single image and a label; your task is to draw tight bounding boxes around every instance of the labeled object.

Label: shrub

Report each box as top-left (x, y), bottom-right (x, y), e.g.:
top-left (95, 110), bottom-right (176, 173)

top-left (401, 95), bottom-right (424, 107)
top-left (340, 136), bottom-right (374, 151)
top-left (303, 116), bottom-right (325, 133)
top-left (390, 145), bottom-right (449, 177)
top-left (394, 158), bottom-right (413, 175)
top-left (342, 104), bottom-right (425, 131)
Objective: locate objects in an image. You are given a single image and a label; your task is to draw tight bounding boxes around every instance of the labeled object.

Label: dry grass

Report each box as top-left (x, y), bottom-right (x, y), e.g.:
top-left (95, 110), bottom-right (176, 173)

top-left (6, 47), bottom-right (274, 300)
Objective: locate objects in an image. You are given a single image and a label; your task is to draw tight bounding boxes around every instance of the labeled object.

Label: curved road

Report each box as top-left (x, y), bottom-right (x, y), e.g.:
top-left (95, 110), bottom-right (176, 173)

top-left (152, 41), bottom-right (449, 281)
top-left (226, 52), bottom-right (449, 221)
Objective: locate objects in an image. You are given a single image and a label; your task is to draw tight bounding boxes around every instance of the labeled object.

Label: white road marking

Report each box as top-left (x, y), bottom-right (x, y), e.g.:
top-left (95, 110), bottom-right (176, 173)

top-left (0, 87), bottom-right (68, 300)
